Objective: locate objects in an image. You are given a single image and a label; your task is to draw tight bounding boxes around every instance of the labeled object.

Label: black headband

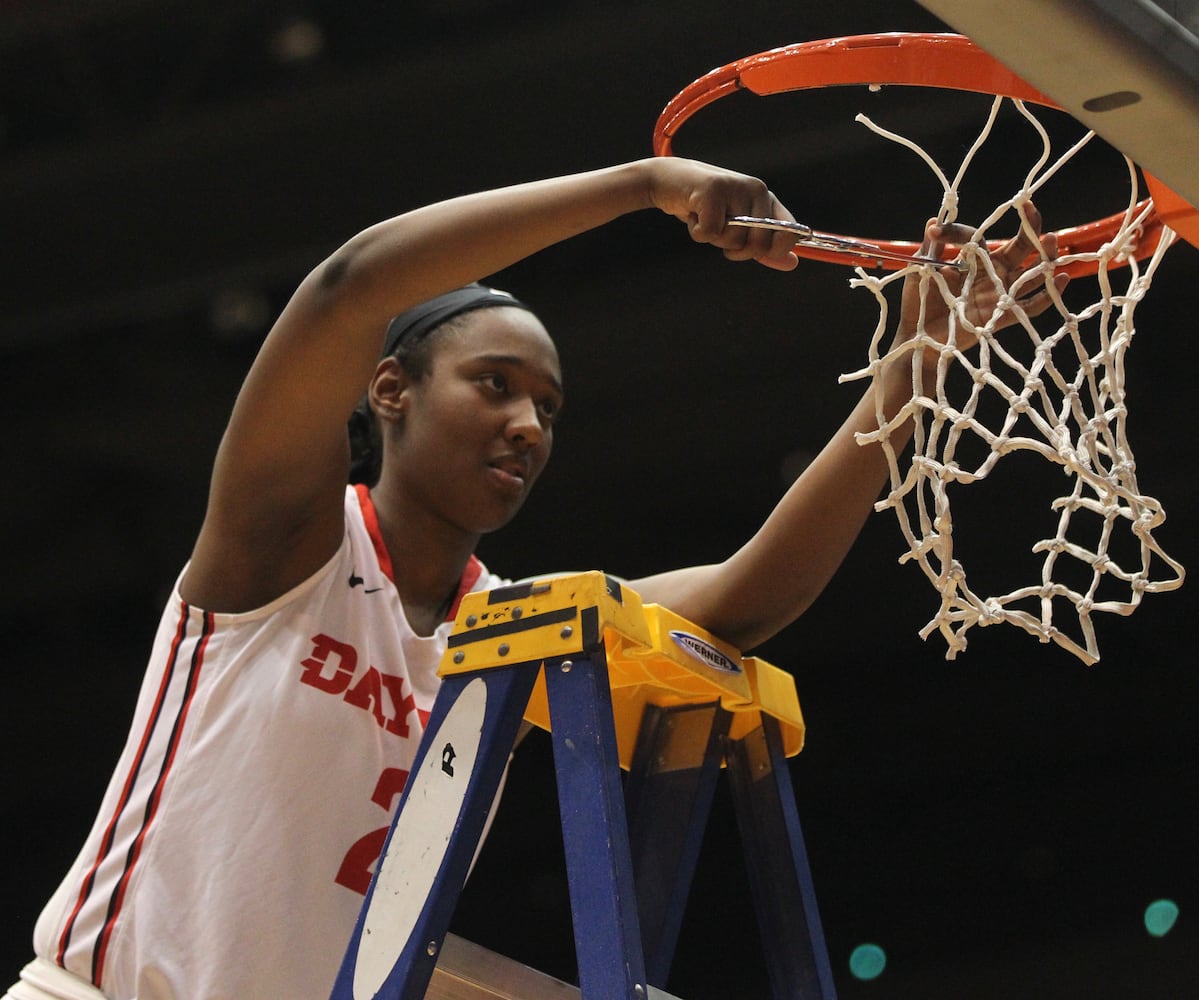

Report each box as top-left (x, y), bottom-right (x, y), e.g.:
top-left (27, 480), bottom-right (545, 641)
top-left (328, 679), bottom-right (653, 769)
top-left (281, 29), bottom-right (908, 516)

top-left (382, 282), bottom-right (533, 357)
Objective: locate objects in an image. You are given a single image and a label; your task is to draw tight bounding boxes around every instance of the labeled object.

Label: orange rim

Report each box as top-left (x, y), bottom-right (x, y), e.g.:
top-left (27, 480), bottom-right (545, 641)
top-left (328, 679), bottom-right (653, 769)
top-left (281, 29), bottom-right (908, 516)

top-left (654, 32), bottom-right (1193, 275)
top-left (1145, 171), bottom-right (1199, 247)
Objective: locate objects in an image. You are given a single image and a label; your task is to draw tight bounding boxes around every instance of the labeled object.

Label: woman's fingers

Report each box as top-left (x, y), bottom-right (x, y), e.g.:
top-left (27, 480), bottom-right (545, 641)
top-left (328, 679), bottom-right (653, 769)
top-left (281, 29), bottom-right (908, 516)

top-left (713, 187), bottom-right (802, 266)
top-left (995, 227), bottom-right (1041, 273)
top-left (928, 205), bottom-right (1060, 276)
top-left (929, 221), bottom-right (978, 249)
top-left (1014, 272), bottom-right (1071, 317)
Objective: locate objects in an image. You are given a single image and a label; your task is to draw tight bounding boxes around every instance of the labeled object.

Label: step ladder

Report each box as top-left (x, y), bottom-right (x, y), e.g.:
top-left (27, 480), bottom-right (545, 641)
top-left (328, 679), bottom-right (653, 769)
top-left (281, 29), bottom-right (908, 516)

top-left (330, 572), bottom-right (837, 1000)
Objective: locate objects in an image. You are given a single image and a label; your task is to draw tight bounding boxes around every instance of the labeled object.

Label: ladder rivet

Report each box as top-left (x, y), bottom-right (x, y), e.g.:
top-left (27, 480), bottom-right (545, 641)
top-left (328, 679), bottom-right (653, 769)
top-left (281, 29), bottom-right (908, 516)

top-left (560, 625), bottom-right (573, 639)
top-left (561, 660), bottom-right (572, 672)
top-left (465, 614), bottom-right (477, 627)
top-left (498, 643), bottom-right (510, 656)
top-left (453, 651), bottom-right (465, 664)
top-left (512, 606), bottom-right (523, 619)
top-left (426, 940), bottom-right (438, 957)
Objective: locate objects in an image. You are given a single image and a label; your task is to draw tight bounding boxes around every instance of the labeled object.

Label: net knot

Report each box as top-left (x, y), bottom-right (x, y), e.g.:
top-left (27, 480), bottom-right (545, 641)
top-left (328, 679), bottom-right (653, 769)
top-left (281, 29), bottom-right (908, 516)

top-left (941, 560), bottom-right (966, 585)
top-left (1104, 224), bottom-right (1146, 264)
top-left (979, 599), bottom-right (1005, 625)
top-left (1112, 458), bottom-right (1136, 480)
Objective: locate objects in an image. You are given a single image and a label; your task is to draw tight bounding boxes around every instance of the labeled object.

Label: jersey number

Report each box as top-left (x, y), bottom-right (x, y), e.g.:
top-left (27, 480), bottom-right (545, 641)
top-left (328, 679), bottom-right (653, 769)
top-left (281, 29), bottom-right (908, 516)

top-left (335, 766), bottom-right (410, 894)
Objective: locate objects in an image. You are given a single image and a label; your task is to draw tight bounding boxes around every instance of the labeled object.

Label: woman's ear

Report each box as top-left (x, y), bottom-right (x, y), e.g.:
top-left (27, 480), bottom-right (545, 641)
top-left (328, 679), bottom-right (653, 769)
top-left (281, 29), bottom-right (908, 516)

top-left (368, 357), bottom-right (410, 424)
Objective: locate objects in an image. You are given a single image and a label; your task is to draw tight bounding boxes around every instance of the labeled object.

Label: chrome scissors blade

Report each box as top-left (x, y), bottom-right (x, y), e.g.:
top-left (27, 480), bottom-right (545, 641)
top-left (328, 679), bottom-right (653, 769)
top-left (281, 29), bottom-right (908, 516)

top-left (728, 216), bottom-right (965, 270)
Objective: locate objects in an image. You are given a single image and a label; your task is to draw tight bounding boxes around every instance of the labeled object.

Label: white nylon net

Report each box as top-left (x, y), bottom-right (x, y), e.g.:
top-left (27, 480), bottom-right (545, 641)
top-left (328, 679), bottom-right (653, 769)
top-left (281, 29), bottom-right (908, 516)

top-left (841, 97), bottom-right (1185, 664)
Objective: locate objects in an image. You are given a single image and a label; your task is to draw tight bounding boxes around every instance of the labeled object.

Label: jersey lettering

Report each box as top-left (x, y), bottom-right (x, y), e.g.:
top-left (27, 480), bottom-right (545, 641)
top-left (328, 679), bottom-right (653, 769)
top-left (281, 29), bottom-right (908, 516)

top-left (298, 633), bottom-right (357, 693)
top-left (299, 633), bottom-right (418, 738)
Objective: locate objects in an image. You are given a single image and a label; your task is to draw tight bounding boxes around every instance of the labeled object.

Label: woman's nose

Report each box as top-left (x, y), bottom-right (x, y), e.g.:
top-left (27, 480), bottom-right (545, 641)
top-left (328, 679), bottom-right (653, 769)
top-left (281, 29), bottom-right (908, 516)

top-left (505, 396), bottom-right (545, 446)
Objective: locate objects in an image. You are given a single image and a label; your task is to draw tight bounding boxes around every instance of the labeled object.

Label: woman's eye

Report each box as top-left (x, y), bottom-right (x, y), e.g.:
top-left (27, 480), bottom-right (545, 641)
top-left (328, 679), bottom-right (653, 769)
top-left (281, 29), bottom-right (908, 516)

top-left (481, 374), bottom-right (507, 393)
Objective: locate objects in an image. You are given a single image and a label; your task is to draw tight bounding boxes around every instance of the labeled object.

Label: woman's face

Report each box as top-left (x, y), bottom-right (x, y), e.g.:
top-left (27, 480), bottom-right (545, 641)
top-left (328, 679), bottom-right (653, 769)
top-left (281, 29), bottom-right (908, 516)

top-left (383, 307), bottom-right (563, 535)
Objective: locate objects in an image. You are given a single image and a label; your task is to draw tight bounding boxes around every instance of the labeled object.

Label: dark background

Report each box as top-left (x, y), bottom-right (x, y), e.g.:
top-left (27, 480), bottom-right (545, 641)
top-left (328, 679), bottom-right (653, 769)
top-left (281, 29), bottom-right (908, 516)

top-left (3, 2), bottom-right (1196, 997)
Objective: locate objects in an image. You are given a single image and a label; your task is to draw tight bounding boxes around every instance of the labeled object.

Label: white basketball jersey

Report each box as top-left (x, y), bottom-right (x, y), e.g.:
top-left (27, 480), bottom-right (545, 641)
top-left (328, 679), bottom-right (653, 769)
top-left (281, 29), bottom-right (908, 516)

top-left (31, 485), bottom-right (504, 999)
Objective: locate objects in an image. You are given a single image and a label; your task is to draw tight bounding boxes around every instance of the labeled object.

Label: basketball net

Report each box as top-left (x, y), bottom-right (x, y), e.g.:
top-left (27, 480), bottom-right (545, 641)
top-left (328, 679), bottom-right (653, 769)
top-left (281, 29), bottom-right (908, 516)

top-left (840, 97), bottom-right (1185, 663)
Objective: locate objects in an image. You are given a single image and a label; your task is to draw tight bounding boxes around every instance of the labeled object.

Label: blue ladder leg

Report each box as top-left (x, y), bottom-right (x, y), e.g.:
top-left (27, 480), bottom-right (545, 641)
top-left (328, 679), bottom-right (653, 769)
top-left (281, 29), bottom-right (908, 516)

top-left (726, 715), bottom-right (837, 1000)
top-left (329, 663), bottom-right (537, 1000)
top-left (624, 701), bottom-right (730, 987)
top-left (543, 650), bottom-right (649, 1000)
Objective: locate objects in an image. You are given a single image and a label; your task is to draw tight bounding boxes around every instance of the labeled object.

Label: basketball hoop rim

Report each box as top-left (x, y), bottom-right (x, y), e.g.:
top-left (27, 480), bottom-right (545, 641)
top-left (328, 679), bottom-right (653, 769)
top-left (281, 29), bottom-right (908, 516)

top-left (653, 32), bottom-right (1196, 274)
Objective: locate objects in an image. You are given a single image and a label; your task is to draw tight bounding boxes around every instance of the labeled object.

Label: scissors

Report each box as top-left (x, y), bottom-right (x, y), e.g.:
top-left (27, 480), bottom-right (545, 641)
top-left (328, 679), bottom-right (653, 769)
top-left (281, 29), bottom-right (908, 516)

top-left (728, 216), bottom-right (967, 271)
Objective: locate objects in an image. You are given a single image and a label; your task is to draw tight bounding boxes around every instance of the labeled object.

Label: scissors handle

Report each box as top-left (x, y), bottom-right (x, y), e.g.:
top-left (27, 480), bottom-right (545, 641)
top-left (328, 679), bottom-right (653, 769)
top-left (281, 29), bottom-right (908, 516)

top-left (727, 216), bottom-right (964, 271)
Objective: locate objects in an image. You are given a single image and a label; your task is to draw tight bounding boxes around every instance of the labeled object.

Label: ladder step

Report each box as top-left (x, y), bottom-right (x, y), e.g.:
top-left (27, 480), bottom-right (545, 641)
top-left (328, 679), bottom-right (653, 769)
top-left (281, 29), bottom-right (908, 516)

top-left (429, 935), bottom-right (682, 1000)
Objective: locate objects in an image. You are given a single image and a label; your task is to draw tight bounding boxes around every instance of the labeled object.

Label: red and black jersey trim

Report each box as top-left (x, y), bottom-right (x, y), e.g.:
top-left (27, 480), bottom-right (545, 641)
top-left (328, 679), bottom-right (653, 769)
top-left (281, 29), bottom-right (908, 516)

top-left (54, 601), bottom-right (213, 985)
top-left (353, 482), bottom-right (484, 622)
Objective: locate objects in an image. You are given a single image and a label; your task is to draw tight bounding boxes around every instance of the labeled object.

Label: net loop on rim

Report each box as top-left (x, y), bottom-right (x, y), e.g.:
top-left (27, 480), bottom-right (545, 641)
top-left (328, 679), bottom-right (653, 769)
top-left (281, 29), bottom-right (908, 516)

top-left (655, 32), bottom-right (1188, 662)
